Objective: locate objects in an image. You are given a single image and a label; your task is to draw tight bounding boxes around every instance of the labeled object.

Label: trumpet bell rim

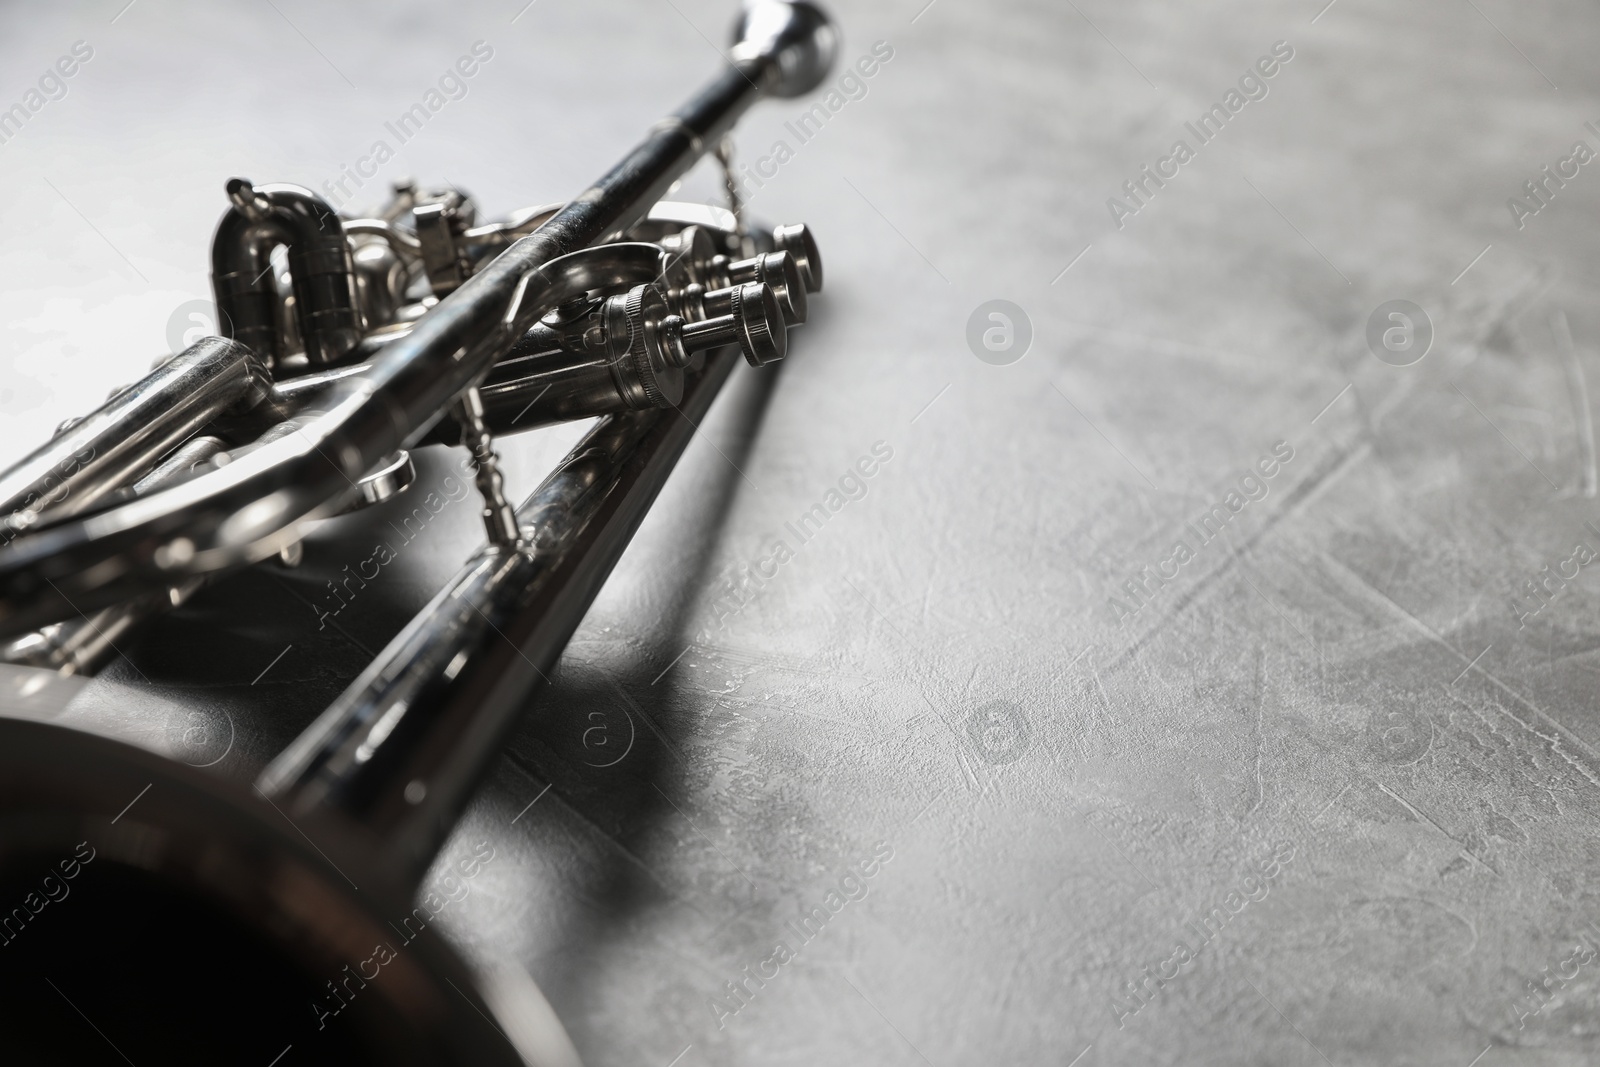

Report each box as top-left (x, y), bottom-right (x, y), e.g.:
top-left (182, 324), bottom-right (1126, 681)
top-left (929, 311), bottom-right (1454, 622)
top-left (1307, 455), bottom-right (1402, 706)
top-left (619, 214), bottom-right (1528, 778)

top-left (0, 716), bottom-right (536, 1066)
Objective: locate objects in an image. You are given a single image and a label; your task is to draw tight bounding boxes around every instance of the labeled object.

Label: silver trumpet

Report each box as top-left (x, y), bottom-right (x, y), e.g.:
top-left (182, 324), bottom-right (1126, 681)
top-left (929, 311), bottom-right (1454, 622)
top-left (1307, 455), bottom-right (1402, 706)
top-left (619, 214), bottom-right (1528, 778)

top-left (0, 3), bottom-right (835, 1064)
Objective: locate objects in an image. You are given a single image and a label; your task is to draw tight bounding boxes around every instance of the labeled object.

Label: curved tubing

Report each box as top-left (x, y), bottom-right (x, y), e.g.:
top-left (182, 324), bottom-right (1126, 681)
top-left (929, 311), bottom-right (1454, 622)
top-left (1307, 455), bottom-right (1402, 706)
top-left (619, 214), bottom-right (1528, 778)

top-left (0, 337), bottom-right (260, 526)
top-left (260, 342), bottom-right (744, 885)
top-left (211, 181), bottom-right (362, 368)
top-left (0, 2), bottom-right (835, 638)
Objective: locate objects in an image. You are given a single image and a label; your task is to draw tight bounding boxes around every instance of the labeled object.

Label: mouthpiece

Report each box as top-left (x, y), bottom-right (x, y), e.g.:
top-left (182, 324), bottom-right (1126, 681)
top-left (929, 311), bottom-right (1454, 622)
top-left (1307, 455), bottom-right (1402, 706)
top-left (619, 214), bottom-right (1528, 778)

top-left (731, 0), bottom-right (839, 98)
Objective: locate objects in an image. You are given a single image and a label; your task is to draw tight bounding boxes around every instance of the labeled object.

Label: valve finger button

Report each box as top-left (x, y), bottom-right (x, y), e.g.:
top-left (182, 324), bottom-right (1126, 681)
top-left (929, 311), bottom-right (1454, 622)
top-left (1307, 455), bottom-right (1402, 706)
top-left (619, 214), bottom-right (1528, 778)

top-left (678, 283), bottom-right (790, 367)
top-left (678, 282), bottom-right (788, 366)
top-left (772, 223), bottom-right (821, 293)
top-left (618, 284), bottom-right (683, 409)
top-left (733, 282), bottom-right (786, 366)
top-left (726, 251), bottom-right (807, 324)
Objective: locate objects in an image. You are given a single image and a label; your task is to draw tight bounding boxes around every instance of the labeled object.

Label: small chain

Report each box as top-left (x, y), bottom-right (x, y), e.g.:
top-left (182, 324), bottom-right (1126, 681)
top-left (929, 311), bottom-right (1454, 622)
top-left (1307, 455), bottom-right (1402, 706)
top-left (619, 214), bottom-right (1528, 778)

top-left (714, 135), bottom-right (744, 234)
top-left (453, 386), bottom-right (521, 547)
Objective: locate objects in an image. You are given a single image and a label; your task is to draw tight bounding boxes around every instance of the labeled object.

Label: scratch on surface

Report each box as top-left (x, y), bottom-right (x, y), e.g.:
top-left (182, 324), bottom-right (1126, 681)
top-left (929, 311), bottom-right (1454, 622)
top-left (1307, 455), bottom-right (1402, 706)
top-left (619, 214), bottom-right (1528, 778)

top-left (1445, 690), bottom-right (1569, 814)
top-left (1090, 653), bottom-right (1115, 728)
top-left (956, 748), bottom-right (984, 794)
top-left (1554, 308), bottom-right (1597, 497)
top-left (1107, 441), bottom-right (1371, 671)
top-left (1368, 266), bottom-right (1559, 436)
top-left (1368, 778), bottom-right (1500, 877)
top-left (1056, 316), bottom-right (1275, 373)
top-left (1319, 551), bottom-right (1600, 792)
top-left (724, 695), bottom-right (873, 734)
top-left (1309, 782), bottom-right (1349, 823)
top-left (1451, 693), bottom-right (1582, 813)
top-left (499, 749), bottom-right (677, 891)
top-left (1464, 664), bottom-right (1600, 790)
top-left (1318, 552), bottom-right (1442, 647)
top-left (603, 677), bottom-right (689, 771)
top-left (1557, 649), bottom-right (1600, 674)
top-left (268, 572), bottom-right (376, 659)
top-left (1248, 645), bottom-right (1265, 817)
top-left (907, 786), bottom-right (949, 827)
top-left (1082, 809), bottom-right (1164, 898)
top-left (961, 662), bottom-right (982, 702)
top-left (917, 687), bottom-right (967, 753)
top-left (1448, 692), bottom-right (1512, 755)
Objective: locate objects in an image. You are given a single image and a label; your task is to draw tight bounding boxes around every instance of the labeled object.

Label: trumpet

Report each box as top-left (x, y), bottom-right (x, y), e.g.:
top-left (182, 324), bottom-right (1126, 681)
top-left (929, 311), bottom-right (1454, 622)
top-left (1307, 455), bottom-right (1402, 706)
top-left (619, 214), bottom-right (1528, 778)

top-left (0, 3), bottom-right (836, 1064)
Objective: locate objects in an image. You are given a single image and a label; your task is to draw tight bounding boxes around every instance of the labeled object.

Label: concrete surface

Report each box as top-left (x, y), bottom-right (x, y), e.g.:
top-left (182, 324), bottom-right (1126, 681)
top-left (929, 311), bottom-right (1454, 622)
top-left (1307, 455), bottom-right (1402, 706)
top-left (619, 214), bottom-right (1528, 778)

top-left (4, 0), bottom-right (1600, 1063)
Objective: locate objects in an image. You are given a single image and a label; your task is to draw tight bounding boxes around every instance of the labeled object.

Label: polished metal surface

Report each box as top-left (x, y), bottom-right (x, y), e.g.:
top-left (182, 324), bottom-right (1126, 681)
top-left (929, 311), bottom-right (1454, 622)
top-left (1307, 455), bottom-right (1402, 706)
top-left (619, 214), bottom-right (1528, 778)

top-left (0, 713), bottom-right (545, 1066)
top-left (0, 2), bottom-right (825, 637)
top-left (347, 449), bottom-right (417, 513)
top-left (0, 335), bottom-right (259, 522)
top-left (214, 179), bottom-right (365, 369)
top-left (7, 0), bottom-right (1600, 1065)
top-left (261, 339), bottom-right (744, 885)
top-left (0, 3), bottom-right (830, 1064)
top-left (1, 434), bottom-right (224, 675)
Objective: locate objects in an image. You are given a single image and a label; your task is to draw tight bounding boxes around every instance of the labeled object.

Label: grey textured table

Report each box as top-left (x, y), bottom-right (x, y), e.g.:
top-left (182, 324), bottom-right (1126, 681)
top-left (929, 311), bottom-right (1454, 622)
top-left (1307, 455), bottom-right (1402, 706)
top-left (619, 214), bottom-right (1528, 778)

top-left (4, 0), bottom-right (1600, 1063)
